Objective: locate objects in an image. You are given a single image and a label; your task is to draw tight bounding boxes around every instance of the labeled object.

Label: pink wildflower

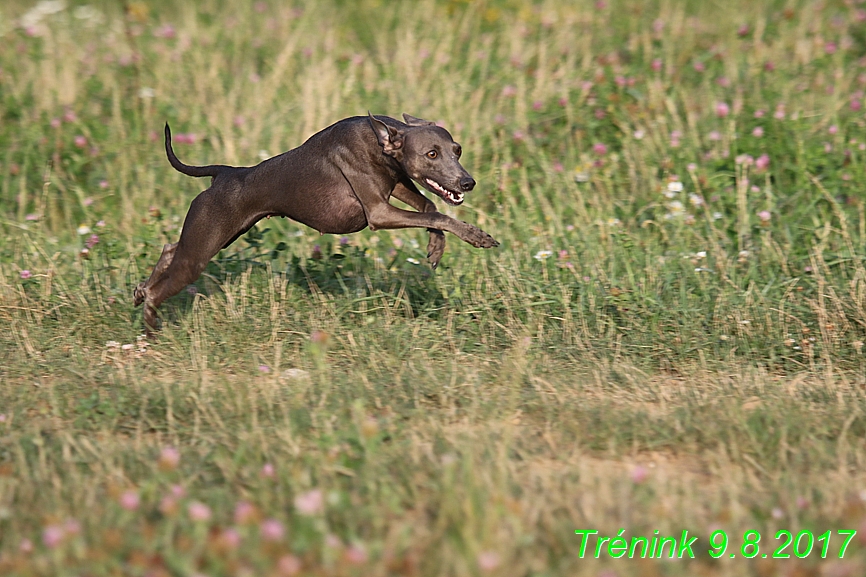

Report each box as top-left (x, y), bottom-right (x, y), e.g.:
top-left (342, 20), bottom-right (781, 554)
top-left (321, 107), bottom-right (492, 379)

top-left (477, 551), bottom-right (501, 572)
top-left (20, 270), bottom-right (32, 280)
top-left (159, 446), bottom-right (180, 470)
top-left (42, 525), bottom-right (64, 548)
top-left (755, 154), bottom-right (770, 171)
top-left (345, 544), bottom-right (368, 565)
top-left (592, 142), bottom-right (608, 156)
top-left (631, 465), bottom-right (649, 484)
top-left (277, 555), bottom-right (302, 576)
top-left (752, 127), bottom-right (764, 137)
top-left (260, 519), bottom-right (285, 541)
top-left (758, 210), bottom-right (772, 222)
top-left (220, 528), bottom-right (241, 549)
top-left (74, 135), bottom-right (87, 148)
top-left (119, 490), bottom-right (140, 511)
top-left (234, 501), bottom-right (257, 524)
top-left (187, 501), bottom-right (212, 522)
top-left (294, 489), bottom-right (324, 515)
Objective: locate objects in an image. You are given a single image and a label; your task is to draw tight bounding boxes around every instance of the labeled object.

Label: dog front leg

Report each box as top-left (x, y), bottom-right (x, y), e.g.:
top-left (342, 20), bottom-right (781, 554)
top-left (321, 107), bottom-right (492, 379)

top-left (367, 204), bottom-right (498, 249)
top-left (390, 182), bottom-right (446, 268)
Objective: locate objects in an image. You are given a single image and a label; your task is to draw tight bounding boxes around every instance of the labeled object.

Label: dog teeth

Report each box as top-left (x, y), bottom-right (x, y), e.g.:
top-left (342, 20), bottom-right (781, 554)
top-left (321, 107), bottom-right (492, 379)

top-left (426, 179), bottom-right (464, 204)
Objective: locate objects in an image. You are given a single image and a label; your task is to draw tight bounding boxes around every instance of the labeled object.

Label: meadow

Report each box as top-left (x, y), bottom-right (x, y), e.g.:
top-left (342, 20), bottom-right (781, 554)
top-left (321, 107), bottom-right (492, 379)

top-left (2, 0), bottom-right (866, 575)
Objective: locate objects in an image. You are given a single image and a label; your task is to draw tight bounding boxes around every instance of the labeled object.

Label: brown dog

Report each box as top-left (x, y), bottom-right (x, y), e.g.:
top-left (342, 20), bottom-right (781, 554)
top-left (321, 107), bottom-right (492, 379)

top-left (134, 113), bottom-right (498, 335)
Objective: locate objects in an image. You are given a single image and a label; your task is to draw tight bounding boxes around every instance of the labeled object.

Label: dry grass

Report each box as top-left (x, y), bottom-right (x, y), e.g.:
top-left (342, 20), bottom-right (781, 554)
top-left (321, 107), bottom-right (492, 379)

top-left (2, 0), bottom-right (866, 575)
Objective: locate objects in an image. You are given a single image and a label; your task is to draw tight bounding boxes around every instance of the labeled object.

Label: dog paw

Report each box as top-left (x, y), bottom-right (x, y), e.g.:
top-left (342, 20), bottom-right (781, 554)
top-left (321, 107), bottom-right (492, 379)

top-left (463, 225), bottom-right (499, 249)
top-left (133, 283), bottom-right (147, 306)
top-left (427, 230), bottom-right (445, 269)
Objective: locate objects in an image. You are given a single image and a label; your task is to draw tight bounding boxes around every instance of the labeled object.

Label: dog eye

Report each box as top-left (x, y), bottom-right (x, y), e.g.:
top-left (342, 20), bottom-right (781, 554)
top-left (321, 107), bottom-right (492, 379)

top-left (427, 150), bottom-right (438, 159)
top-left (454, 146), bottom-right (462, 157)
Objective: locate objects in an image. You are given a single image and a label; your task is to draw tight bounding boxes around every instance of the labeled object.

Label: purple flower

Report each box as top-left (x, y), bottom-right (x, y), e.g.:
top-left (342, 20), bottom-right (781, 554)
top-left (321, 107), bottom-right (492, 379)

top-left (85, 234), bottom-right (99, 249)
top-left (592, 143), bottom-right (607, 156)
top-left (20, 270), bottom-right (32, 280)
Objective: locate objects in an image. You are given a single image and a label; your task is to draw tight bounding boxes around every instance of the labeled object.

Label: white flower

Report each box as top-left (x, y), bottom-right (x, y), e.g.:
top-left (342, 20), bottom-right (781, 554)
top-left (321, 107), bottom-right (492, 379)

top-left (712, 212), bottom-right (723, 220)
top-left (663, 190), bottom-right (677, 199)
top-left (667, 181), bottom-right (683, 193)
top-left (667, 200), bottom-right (684, 214)
top-left (533, 250), bottom-right (553, 261)
top-left (138, 87), bottom-right (155, 99)
top-left (633, 129), bottom-right (645, 140)
top-left (77, 225), bottom-right (91, 235)
top-left (688, 193), bottom-right (704, 207)
top-left (258, 150), bottom-right (271, 161)
top-left (607, 218), bottom-right (621, 226)
top-left (406, 257), bottom-right (420, 265)
top-left (73, 5), bottom-right (104, 24)
top-left (105, 341), bottom-right (120, 349)
top-left (574, 171), bottom-right (590, 183)
top-left (696, 251), bottom-right (707, 258)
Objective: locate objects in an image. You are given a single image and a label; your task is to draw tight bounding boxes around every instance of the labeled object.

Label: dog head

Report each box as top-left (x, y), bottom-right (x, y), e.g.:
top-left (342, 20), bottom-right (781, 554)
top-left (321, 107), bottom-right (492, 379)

top-left (368, 112), bottom-right (475, 206)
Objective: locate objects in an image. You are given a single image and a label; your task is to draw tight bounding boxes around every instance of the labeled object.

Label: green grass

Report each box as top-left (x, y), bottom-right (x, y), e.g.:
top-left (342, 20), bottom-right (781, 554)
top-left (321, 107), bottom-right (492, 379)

top-left (2, 0), bottom-right (866, 575)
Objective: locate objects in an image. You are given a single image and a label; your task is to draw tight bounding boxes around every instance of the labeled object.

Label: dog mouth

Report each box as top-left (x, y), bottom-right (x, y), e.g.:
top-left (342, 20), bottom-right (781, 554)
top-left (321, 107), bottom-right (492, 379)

top-left (425, 178), bottom-right (464, 205)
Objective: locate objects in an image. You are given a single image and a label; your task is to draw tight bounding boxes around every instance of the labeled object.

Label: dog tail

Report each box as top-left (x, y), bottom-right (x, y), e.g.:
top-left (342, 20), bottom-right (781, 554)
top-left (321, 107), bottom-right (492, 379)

top-left (164, 123), bottom-right (227, 178)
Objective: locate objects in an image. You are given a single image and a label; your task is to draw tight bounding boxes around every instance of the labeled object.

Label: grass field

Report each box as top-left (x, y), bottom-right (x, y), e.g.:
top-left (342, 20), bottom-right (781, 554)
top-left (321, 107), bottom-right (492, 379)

top-left (2, 0), bottom-right (866, 575)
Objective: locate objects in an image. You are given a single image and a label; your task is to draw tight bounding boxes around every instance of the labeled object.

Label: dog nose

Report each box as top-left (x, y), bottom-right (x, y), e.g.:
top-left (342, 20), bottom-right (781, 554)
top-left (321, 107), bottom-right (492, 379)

top-left (459, 177), bottom-right (476, 192)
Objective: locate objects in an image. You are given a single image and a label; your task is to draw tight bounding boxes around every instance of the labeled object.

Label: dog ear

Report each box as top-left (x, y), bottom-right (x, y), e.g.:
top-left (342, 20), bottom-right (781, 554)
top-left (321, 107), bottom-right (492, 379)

top-left (368, 112), bottom-right (404, 158)
top-left (402, 113), bottom-right (436, 127)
